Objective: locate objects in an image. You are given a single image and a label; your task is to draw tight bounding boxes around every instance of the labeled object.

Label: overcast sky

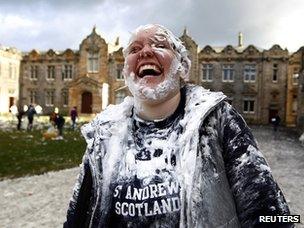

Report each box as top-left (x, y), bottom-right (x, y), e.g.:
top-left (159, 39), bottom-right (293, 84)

top-left (1, 0), bottom-right (304, 52)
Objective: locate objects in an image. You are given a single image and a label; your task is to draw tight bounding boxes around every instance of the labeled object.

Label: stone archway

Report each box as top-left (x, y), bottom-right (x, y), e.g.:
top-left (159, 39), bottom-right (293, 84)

top-left (81, 91), bottom-right (92, 113)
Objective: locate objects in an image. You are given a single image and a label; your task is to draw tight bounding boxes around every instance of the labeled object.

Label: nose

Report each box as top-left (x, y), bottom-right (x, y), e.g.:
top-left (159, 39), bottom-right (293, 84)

top-left (139, 44), bottom-right (153, 58)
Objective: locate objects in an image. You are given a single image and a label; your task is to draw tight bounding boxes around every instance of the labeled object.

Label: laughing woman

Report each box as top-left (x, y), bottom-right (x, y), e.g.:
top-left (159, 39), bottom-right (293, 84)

top-left (64, 24), bottom-right (292, 228)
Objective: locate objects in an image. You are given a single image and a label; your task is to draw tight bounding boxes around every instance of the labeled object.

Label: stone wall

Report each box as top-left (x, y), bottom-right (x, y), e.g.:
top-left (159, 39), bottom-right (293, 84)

top-left (0, 46), bottom-right (21, 113)
top-left (20, 49), bottom-right (78, 115)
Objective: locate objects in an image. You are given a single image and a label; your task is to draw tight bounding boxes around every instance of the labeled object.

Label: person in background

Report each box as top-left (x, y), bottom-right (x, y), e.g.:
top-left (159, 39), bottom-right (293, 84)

top-left (272, 114), bottom-right (281, 132)
top-left (65, 24), bottom-right (292, 227)
top-left (16, 105), bottom-right (24, 130)
top-left (70, 106), bottom-right (78, 130)
top-left (27, 104), bottom-right (36, 131)
top-left (50, 110), bottom-right (57, 127)
top-left (55, 112), bottom-right (65, 139)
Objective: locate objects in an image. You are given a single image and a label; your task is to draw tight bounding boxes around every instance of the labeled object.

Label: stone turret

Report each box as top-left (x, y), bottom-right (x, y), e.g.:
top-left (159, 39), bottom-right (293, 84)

top-left (238, 32), bottom-right (243, 47)
top-left (180, 27), bottom-right (199, 83)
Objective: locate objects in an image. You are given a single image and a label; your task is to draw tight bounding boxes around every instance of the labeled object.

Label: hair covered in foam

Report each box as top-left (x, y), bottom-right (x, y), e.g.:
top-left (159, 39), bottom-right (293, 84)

top-left (123, 24), bottom-right (191, 82)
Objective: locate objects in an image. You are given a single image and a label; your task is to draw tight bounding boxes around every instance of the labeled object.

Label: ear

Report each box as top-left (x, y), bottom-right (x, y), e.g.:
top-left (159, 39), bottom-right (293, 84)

top-left (180, 58), bottom-right (191, 82)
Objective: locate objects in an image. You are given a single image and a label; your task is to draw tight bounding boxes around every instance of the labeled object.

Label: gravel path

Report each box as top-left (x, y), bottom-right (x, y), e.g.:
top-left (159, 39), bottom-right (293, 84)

top-left (0, 126), bottom-right (303, 227)
top-left (0, 168), bottom-right (79, 228)
top-left (252, 126), bottom-right (304, 227)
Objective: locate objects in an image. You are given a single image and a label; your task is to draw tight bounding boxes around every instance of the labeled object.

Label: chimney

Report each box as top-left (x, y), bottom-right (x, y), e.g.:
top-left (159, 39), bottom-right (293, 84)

top-left (238, 32), bottom-right (243, 47)
top-left (183, 26), bottom-right (188, 36)
top-left (115, 37), bottom-right (119, 46)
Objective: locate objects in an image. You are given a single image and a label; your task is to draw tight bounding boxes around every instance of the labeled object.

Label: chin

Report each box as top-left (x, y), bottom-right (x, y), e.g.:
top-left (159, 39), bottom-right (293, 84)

top-left (127, 74), bottom-right (180, 102)
top-left (126, 57), bottom-right (181, 102)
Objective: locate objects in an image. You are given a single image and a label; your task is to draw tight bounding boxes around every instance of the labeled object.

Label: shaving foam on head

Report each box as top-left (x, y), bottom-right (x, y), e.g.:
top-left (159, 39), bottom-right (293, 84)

top-left (123, 24), bottom-right (191, 81)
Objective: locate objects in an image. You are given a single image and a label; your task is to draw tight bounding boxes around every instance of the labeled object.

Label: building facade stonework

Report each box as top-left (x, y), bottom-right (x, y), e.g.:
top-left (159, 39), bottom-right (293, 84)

top-left (20, 48), bottom-right (78, 115)
top-left (0, 46), bottom-right (22, 113)
top-left (13, 27), bottom-right (304, 130)
top-left (288, 47), bottom-right (304, 132)
top-left (181, 32), bottom-right (289, 125)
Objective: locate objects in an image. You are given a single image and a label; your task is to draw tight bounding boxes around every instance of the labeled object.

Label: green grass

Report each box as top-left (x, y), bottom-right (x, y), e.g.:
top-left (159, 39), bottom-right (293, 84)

top-left (0, 127), bottom-right (86, 180)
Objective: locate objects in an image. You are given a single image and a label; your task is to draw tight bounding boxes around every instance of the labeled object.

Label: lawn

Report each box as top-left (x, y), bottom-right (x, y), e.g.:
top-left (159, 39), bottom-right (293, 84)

top-left (0, 126), bottom-right (87, 180)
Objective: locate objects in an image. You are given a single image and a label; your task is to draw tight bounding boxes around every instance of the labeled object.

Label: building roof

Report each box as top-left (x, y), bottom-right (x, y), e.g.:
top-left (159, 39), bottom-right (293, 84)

top-left (0, 45), bottom-right (21, 54)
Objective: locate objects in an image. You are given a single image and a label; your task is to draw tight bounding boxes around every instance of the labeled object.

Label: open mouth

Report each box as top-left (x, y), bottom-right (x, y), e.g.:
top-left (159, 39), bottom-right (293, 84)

top-left (137, 64), bottom-right (162, 78)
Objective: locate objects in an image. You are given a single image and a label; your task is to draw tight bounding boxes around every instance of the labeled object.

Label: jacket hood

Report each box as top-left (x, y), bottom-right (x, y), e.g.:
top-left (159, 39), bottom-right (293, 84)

top-left (81, 84), bottom-right (226, 145)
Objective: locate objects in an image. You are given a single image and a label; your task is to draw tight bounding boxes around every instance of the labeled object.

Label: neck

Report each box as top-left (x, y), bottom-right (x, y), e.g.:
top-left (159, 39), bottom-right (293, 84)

top-left (135, 91), bottom-right (181, 121)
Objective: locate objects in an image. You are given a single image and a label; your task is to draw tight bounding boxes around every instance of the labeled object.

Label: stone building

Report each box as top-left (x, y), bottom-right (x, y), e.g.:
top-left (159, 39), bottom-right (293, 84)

top-left (20, 27), bottom-right (111, 115)
top-left (288, 47), bottom-right (304, 131)
top-left (16, 27), bottom-right (303, 130)
top-left (180, 28), bottom-right (199, 83)
top-left (182, 31), bottom-right (289, 125)
top-left (0, 45), bottom-right (22, 113)
top-left (286, 48), bottom-right (301, 126)
top-left (259, 45), bottom-right (289, 125)
top-left (108, 47), bottom-right (129, 105)
top-left (20, 48), bottom-right (78, 115)
top-left (299, 65), bottom-right (304, 132)
top-left (68, 27), bottom-right (109, 114)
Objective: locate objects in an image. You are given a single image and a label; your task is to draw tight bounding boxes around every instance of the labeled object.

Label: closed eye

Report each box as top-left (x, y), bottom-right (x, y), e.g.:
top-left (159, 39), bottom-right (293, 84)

top-left (129, 46), bottom-right (142, 54)
top-left (155, 43), bottom-right (166, 48)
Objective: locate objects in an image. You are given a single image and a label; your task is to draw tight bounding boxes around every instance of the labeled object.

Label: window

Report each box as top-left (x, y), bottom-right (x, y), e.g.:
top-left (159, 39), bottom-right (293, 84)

top-left (222, 64), bottom-right (234, 82)
top-left (244, 64), bottom-right (256, 82)
top-left (62, 91), bottom-right (68, 106)
top-left (87, 52), bottom-right (99, 72)
top-left (292, 68), bottom-right (299, 85)
top-left (29, 90), bottom-right (37, 104)
top-left (62, 65), bottom-right (73, 80)
top-left (47, 66), bottom-right (55, 80)
top-left (273, 64), bottom-right (278, 82)
top-left (45, 91), bottom-right (55, 106)
top-left (30, 65), bottom-right (38, 80)
top-left (201, 64), bottom-right (213, 82)
top-left (243, 99), bottom-right (255, 113)
top-left (116, 65), bottom-right (124, 80)
top-left (9, 63), bottom-right (13, 79)
top-left (115, 91), bottom-right (125, 104)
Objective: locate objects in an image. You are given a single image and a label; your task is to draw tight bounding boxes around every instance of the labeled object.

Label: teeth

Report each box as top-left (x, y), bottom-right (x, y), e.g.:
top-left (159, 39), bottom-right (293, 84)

top-left (139, 64), bottom-right (161, 75)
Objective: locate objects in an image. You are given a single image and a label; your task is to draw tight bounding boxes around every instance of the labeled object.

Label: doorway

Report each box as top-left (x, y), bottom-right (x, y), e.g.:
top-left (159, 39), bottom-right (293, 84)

top-left (269, 109), bottom-right (278, 123)
top-left (81, 92), bottom-right (92, 113)
top-left (9, 97), bottom-right (14, 112)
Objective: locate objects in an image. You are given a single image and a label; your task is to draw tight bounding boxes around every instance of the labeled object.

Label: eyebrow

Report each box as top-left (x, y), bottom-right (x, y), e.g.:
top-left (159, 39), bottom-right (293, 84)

top-left (126, 35), bottom-right (170, 53)
top-left (129, 40), bottom-right (142, 45)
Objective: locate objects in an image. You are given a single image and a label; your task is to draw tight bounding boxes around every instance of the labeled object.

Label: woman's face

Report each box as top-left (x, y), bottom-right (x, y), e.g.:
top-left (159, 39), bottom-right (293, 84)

top-left (124, 25), bottom-right (181, 102)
